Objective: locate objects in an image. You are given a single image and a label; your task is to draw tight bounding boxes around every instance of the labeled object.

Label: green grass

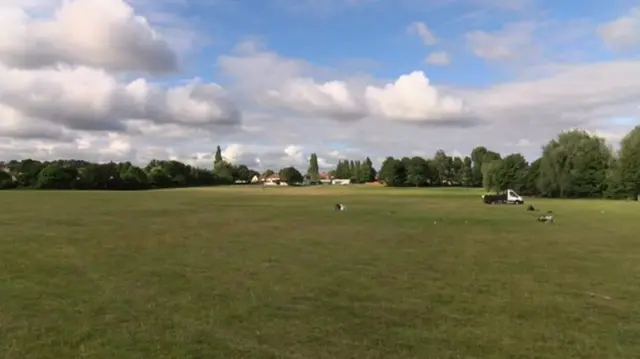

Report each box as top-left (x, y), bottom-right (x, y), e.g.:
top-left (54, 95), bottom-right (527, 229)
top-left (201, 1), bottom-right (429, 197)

top-left (1, 186), bottom-right (639, 358)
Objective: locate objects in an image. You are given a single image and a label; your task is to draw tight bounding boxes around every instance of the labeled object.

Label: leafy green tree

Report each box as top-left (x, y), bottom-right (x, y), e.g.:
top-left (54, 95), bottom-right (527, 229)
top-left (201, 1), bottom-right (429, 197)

top-left (279, 166), bottom-right (303, 184)
top-left (617, 125), bottom-right (640, 200)
top-left (521, 158), bottom-right (541, 196)
top-left (8, 159), bottom-right (45, 188)
top-left (493, 153), bottom-right (528, 192)
top-left (406, 156), bottom-right (429, 186)
top-left (148, 167), bottom-right (172, 188)
top-left (539, 130), bottom-right (612, 198)
top-left (307, 153), bottom-right (320, 180)
top-left (36, 164), bottom-right (73, 189)
top-left (379, 157), bottom-right (406, 186)
top-left (359, 157), bottom-right (376, 183)
top-left (234, 164), bottom-right (253, 182)
top-left (451, 156), bottom-right (464, 185)
top-left (470, 146), bottom-right (488, 186)
top-left (432, 150), bottom-right (452, 185)
top-left (603, 158), bottom-right (627, 199)
top-left (335, 160), bottom-right (351, 179)
top-left (120, 165), bottom-right (149, 190)
top-left (214, 145), bottom-right (223, 165)
top-left (352, 160), bottom-right (361, 182)
top-left (213, 161), bottom-right (234, 184)
top-left (482, 160), bottom-right (502, 192)
top-left (0, 171), bottom-right (15, 189)
top-left (460, 156), bottom-right (473, 186)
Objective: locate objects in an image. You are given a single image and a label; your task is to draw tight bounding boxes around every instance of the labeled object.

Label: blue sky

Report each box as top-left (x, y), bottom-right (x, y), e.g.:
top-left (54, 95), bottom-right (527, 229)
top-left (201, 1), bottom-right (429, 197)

top-left (1, 0), bottom-right (639, 168)
top-left (177, 0), bottom-right (638, 83)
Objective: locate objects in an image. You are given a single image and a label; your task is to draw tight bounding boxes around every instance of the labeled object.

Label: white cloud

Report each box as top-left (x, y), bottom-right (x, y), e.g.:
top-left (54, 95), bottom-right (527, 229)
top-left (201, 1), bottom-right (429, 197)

top-left (465, 60), bottom-right (640, 125)
top-left (264, 78), bottom-right (365, 119)
top-left (407, 21), bottom-right (437, 45)
top-left (425, 51), bottom-right (450, 65)
top-left (0, 103), bottom-right (69, 140)
top-left (597, 8), bottom-right (640, 51)
top-left (220, 143), bottom-right (334, 170)
top-left (364, 72), bottom-right (471, 123)
top-left (219, 44), bottom-right (473, 125)
top-left (0, 0), bottom-right (177, 72)
top-left (0, 65), bottom-right (240, 135)
top-left (466, 21), bottom-right (537, 60)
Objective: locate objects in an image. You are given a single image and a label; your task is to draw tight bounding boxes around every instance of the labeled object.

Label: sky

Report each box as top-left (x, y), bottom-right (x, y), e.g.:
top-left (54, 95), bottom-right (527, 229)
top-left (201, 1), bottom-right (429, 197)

top-left (0, 0), bottom-right (639, 170)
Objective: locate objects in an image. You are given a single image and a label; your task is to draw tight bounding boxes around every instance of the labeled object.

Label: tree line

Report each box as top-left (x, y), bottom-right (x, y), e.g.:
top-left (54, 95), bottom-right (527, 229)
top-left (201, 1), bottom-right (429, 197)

top-left (0, 146), bottom-right (258, 190)
top-left (1, 127), bottom-right (639, 199)
top-left (371, 127), bottom-right (640, 200)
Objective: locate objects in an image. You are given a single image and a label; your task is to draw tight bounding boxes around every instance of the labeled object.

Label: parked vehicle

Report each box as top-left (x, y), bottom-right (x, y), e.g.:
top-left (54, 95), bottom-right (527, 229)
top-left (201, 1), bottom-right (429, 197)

top-left (482, 189), bottom-right (524, 204)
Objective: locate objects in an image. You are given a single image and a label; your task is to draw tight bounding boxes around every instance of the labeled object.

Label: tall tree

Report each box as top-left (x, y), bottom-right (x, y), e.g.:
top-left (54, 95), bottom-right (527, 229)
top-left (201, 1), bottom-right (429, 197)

top-left (539, 130), bottom-right (612, 198)
top-left (335, 160), bottom-right (351, 179)
top-left (213, 160), bottom-right (234, 184)
top-left (359, 157), bottom-right (376, 183)
top-left (378, 157), bottom-right (406, 186)
top-left (347, 160), bottom-right (357, 181)
top-left (432, 150), bottom-right (452, 185)
top-left (617, 125), bottom-right (640, 200)
top-left (461, 156), bottom-right (473, 186)
top-left (307, 153), bottom-right (320, 180)
top-left (603, 157), bottom-right (626, 199)
top-left (482, 160), bottom-right (502, 192)
top-left (406, 156), bottom-right (429, 187)
top-left (214, 145), bottom-right (223, 164)
top-left (470, 146), bottom-right (488, 186)
top-left (451, 156), bottom-right (464, 185)
top-left (493, 153), bottom-right (528, 192)
top-left (353, 160), bottom-right (362, 183)
top-left (521, 158), bottom-right (541, 196)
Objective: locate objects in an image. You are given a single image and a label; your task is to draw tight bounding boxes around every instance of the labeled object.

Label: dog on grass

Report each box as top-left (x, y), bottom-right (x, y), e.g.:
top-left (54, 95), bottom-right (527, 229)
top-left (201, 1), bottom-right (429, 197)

top-left (538, 211), bottom-right (554, 223)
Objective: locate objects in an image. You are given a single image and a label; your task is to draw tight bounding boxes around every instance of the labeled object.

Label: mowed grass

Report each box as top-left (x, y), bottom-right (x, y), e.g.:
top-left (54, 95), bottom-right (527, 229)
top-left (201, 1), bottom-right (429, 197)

top-left (1, 187), bottom-right (640, 359)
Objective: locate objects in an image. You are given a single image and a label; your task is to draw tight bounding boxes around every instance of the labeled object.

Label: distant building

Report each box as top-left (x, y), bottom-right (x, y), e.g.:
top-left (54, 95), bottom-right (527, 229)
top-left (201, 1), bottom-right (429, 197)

top-left (331, 179), bottom-right (351, 185)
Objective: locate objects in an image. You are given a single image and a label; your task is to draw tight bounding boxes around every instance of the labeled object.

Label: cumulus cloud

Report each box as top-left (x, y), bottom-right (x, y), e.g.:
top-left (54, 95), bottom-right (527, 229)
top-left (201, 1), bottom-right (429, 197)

top-left (0, 65), bottom-right (241, 135)
top-left (258, 71), bottom-right (472, 124)
top-left (219, 45), bottom-right (473, 125)
top-left (364, 72), bottom-right (471, 124)
top-left (0, 0), bottom-right (177, 72)
top-left (597, 8), bottom-right (640, 51)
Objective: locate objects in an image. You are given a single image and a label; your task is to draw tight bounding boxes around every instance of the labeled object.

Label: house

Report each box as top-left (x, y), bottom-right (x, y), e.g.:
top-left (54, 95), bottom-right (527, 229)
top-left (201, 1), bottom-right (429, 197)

top-left (250, 175), bottom-right (260, 184)
top-left (263, 174), bottom-right (282, 186)
top-left (318, 171), bottom-right (333, 185)
top-left (331, 178), bottom-right (351, 185)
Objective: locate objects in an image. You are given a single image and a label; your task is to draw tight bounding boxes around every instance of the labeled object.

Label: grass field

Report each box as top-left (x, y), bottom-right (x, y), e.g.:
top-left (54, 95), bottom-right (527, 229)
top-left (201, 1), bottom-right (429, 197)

top-left (1, 186), bottom-right (639, 358)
